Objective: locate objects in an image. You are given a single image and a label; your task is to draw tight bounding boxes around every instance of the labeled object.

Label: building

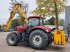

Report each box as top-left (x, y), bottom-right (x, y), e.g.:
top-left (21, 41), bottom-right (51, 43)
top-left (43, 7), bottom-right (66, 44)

top-left (65, 6), bottom-right (70, 33)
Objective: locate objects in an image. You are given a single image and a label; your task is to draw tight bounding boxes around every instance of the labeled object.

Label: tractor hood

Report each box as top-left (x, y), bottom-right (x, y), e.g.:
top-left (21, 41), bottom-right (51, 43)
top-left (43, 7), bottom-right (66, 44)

top-left (16, 26), bottom-right (27, 33)
top-left (32, 26), bottom-right (51, 32)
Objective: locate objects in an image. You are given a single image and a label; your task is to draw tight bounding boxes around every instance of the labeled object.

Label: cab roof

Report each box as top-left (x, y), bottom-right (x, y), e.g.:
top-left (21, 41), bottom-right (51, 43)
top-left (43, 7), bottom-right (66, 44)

top-left (28, 16), bottom-right (42, 18)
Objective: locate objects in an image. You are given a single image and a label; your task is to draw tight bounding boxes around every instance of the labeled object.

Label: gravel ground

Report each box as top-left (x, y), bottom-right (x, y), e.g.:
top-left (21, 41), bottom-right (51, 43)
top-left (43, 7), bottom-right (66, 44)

top-left (0, 32), bottom-right (70, 52)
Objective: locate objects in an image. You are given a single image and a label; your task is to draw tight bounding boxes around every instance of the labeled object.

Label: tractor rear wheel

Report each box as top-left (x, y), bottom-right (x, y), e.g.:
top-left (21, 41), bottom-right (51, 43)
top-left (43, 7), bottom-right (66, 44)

top-left (29, 29), bottom-right (49, 49)
top-left (6, 32), bottom-right (19, 46)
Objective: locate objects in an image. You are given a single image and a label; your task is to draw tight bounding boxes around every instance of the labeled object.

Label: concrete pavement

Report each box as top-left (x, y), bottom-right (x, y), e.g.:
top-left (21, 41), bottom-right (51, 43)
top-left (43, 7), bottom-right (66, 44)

top-left (0, 32), bottom-right (70, 52)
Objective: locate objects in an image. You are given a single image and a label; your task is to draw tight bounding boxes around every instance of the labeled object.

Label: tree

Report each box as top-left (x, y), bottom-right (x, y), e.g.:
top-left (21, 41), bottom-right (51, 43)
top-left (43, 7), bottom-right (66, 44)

top-left (33, 0), bottom-right (65, 29)
top-left (11, 17), bottom-right (25, 28)
top-left (48, 17), bottom-right (55, 25)
top-left (17, 16), bottom-right (24, 25)
top-left (44, 17), bottom-right (55, 25)
top-left (33, 0), bottom-right (65, 16)
top-left (10, 0), bottom-right (29, 13)
top-left (59, 19), bottom-right (64, 26)
top-left (11, 18), bottom-right (19, 28)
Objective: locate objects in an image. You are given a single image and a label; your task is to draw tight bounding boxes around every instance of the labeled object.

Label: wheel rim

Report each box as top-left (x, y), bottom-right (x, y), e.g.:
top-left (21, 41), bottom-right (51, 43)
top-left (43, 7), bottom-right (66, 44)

top-left (8, 35), bottom-right (15, 44)
top-left (32, 35), bottom-right (42, 46)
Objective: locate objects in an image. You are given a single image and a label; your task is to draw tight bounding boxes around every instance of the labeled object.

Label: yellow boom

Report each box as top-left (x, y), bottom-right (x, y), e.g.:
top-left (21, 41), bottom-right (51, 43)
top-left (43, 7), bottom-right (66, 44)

top-left (2, 4), bottom-right (28, 31)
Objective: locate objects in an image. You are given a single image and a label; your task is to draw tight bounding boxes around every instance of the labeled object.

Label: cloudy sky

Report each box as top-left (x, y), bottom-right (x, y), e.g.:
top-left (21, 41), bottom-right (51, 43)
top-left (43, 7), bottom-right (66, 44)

top-left (0, 0), bottom-right (70, 25)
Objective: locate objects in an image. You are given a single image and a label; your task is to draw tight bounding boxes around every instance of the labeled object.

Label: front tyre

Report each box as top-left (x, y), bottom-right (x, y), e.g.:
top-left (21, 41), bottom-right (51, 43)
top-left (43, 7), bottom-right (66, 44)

top-left (29, 29), bottom-right (49, 49)
top-left (6, 32), bottom-right (19, 46)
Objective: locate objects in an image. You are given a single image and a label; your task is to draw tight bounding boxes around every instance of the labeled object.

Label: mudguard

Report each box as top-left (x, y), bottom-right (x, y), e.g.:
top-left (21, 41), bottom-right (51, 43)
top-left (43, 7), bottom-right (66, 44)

top-left (31, 26), bottom-right (51, 33)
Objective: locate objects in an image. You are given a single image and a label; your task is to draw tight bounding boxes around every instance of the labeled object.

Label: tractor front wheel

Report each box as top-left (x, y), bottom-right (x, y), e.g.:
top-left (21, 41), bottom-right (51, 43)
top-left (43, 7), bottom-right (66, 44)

top-left (6, 32), bottom-right (19, 46)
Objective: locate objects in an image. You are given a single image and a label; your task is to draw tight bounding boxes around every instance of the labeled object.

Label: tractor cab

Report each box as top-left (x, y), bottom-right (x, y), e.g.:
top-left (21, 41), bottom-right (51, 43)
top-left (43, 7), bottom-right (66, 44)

top-left (26, 16), bottom-right (44, 33)
top-left (28, 16), bottom-right (44, 26)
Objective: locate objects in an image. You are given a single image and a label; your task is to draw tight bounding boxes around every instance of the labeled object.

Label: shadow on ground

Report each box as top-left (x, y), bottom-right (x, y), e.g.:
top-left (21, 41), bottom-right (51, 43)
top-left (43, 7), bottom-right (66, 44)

top-left (13, 43), bottom-right (65, 52)
top-left (47, 45), bottom-right (64, 51)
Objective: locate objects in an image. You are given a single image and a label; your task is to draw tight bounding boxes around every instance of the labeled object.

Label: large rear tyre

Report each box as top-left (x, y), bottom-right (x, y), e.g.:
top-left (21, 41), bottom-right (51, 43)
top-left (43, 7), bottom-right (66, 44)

top-left (29, 29), bottom-right (49, 49)
top-left (6, 32), bottom-right (19, 46)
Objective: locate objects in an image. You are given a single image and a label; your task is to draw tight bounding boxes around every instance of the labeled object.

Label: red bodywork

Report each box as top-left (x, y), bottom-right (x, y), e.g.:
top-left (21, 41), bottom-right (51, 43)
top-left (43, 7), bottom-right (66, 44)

top-left (16, 16), bottom-right (51, 33)
top-left (16, 26), bottom-right (51, 33)
top-left (16, 26), bottom-right (27, 33)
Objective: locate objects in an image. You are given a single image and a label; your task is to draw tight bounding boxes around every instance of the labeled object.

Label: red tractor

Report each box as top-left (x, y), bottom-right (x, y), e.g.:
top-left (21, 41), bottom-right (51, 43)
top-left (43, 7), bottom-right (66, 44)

top-left (6, 16), bottom-right (52, 49)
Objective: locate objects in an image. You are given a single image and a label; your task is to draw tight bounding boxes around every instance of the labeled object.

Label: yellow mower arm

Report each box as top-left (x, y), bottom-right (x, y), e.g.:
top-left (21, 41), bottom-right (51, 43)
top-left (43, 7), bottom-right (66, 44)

top-left (2, 4), bottom-right (28, 31)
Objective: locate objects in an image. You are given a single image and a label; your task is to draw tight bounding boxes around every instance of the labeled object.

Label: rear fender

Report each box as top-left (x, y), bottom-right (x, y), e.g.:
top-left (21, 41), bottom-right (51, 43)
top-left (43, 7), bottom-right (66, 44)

top-left (30, 26), bottom-right (51, 33)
